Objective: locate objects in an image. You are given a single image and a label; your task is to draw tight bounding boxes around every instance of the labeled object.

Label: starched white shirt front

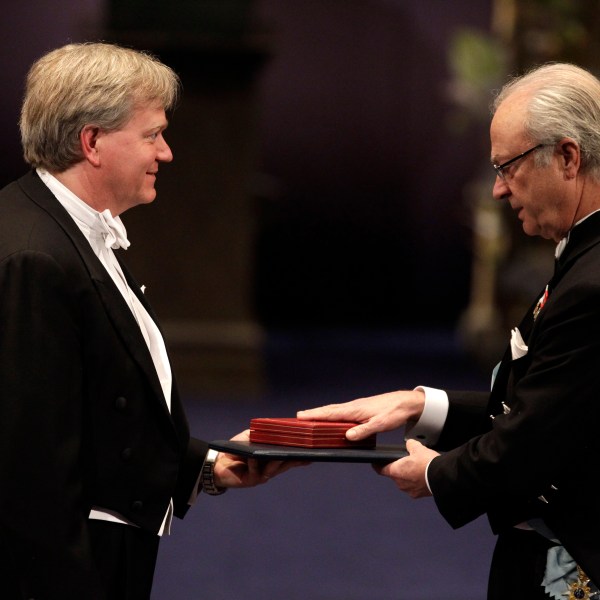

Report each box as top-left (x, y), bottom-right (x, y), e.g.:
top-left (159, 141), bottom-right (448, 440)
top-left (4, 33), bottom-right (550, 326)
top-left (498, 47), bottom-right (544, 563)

top-left (37, 168), bottom-right (175, 535)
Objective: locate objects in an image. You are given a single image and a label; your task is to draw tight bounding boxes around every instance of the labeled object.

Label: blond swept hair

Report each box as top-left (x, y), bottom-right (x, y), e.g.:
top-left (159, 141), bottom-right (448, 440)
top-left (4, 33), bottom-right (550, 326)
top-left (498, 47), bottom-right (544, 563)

top-left (20, 42), bottom-right (180, 172)
top-left (493, 63), bottom-right (600, 181)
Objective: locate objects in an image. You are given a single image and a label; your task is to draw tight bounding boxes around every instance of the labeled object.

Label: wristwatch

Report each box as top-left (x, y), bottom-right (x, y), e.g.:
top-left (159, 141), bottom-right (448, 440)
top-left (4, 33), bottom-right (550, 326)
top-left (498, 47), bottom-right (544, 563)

top-left (201, 449), bottom-right (227, 496)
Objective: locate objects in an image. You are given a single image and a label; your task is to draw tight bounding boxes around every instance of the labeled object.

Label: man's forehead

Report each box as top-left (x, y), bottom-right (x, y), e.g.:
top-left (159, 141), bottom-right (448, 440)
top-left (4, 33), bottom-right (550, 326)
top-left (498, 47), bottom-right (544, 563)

top-left (126, 103), bottom-right (168, 126)
top-left (490, 96), bottom-right (529, 160)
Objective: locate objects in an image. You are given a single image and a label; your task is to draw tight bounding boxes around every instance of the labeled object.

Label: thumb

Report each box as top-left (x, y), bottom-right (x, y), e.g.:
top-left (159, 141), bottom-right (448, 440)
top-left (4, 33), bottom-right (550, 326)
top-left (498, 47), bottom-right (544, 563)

top-left (405, 438), bottom-right (424, 454)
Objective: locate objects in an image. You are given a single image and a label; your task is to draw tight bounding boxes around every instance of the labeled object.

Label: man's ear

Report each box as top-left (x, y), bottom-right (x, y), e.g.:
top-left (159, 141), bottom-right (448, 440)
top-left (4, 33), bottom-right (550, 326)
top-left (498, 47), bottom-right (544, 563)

top-left (558, 138), bottom-right (581, 179)
top-left (80, 125), bottom-right (101, 167)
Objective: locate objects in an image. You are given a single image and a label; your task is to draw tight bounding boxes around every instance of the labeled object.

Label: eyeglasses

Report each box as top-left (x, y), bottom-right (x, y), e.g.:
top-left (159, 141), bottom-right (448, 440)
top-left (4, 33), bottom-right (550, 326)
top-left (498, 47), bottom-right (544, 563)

top-left (493, 144), bottom-right (545, 181)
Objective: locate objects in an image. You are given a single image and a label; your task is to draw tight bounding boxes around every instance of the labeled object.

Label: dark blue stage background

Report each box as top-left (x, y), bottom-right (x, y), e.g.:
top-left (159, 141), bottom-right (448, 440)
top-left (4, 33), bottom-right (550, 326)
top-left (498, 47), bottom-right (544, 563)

top-left (152, 329), bottom-right (495, 600)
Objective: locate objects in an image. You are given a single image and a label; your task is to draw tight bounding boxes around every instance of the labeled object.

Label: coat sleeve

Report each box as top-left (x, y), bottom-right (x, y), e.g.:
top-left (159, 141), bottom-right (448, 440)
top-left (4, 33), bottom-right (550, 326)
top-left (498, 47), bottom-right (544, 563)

top-left (0, 250), bottom-right (105, 598)
top-left (433, 389), bottom-right (491, 451)
top-left (172, 436), bottom-right (209, 518)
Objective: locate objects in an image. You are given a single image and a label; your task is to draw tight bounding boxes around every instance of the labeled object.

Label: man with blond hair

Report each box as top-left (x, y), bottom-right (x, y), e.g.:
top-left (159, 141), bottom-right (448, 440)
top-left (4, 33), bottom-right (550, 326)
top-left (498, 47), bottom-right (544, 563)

top-left (0, 42), bottom-right (292, 599)
top-left (300, 63), bottom-right (600, 599)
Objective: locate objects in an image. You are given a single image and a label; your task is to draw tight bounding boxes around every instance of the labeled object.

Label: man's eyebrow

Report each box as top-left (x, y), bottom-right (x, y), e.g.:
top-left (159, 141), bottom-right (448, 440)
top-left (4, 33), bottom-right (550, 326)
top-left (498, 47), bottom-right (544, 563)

top-left (148, 122), bottom-right (169, 133)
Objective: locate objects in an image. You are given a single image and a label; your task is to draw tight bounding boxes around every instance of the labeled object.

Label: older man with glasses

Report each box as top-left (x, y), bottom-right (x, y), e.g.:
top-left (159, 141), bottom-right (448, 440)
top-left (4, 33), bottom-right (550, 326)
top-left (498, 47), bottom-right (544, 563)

top-left (298, 62), bottom-right (600, 600)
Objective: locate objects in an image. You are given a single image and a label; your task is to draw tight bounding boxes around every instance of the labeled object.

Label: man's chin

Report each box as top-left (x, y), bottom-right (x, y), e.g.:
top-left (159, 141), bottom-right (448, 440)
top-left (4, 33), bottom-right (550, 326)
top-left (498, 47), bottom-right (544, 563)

top-left (525, 224), bottom-right (560, 242)
top-left (521, 221), bottom-right (537, 237)
top-left (139, 190), bottom-right (158, 206)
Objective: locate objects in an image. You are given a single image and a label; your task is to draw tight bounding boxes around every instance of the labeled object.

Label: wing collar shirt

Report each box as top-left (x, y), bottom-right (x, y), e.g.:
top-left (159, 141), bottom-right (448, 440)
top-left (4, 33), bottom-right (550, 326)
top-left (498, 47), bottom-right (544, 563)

top-left (37, 168), bottom-right (176, 535)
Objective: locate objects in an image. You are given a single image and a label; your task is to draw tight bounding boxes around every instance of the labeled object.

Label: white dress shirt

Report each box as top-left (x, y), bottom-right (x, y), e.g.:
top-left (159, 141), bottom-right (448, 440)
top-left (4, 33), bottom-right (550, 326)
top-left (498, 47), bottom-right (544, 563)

top-left (37, 169), bottom-right (176, 535)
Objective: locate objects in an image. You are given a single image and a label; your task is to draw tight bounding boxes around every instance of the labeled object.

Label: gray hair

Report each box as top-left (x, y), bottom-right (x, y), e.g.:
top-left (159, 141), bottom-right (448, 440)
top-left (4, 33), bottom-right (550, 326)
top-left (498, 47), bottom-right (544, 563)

top-left (492, 63), bottom-right (600, 180)
top-left (20, 42), bottom-right (180, 172)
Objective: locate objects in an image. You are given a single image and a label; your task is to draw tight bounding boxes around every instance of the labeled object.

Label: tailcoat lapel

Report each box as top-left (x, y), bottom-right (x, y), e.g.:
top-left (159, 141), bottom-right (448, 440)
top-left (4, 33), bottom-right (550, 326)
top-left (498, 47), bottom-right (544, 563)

top-left (552, 211), bottom-right (600, 283)
top-left (490, 210), bottom-right (600, 417)
top-left (17, 171), bottom-right (176, 429)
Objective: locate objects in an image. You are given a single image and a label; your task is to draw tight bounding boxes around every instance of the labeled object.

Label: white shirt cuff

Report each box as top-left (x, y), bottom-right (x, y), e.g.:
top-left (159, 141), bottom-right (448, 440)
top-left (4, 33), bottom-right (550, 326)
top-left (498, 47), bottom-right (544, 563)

top-left (404, 386), bottom-right (448, 447)
top-left (424, 458), bottom-right (435, 494)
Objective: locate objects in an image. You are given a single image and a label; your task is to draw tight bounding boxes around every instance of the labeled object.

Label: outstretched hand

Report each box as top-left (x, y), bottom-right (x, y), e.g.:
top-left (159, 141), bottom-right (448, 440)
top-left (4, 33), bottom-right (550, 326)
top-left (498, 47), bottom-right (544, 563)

top-left (213, 429), bottom-right (308, 489)
top-left (297, 389), bottom-right (425, 441)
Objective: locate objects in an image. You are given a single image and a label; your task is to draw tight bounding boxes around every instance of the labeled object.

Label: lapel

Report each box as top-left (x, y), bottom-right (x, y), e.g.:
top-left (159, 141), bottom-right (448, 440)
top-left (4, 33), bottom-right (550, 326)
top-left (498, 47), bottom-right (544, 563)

top-left (552, 210), bottom-right (600, 286)
top-left (115, 254), bottom-right (162, 325)
top-left (17, 171), bottom-right (177, 431)
top-left (526, 211), bottom-right (600, 344)
top-left (490, 211), bottom-right (600, 412)
top-left (488, 304), bottom-right (535, 412)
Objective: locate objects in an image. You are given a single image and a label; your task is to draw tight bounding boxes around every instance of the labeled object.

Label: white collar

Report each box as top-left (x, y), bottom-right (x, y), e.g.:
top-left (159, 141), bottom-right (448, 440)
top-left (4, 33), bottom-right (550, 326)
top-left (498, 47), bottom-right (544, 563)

top-left (36, 168), bottom-right (130, 250)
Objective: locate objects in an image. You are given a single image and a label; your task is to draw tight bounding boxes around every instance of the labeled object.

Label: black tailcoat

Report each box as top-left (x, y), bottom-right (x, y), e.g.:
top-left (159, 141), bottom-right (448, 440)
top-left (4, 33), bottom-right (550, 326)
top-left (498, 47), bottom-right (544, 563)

top-left (428, 211), bottom-right (600, 585)
top-left (0, 171), bottom-right (207, 598)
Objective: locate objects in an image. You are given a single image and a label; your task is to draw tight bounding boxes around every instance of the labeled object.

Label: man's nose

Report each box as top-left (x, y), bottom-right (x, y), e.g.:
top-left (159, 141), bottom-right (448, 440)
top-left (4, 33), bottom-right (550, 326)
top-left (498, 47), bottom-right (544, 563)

top-left (157, 135), bottom-right (173, 163)
top-left (492, 175), bottom-right (510, 201)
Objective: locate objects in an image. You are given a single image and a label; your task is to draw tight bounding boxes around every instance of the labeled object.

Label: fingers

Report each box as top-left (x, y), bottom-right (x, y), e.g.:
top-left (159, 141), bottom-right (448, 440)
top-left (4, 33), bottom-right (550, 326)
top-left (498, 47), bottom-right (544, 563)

top-left (346, 422), bottom-right (376, 441)
top-left (297, 403), bottom-right (376, 441)
top-left (216, 455), bottom-right (310, 489)
top-left (297, 404), bottom-right (347, 421)
top-left (298, 391), bottom-right (421, 435)
top-left (247, 457), bottom-right (262, 479)
top-left (230, 429), bottom-right (251, 442)
top-left (261, 459), bottom-right (310, 479)
top-left (377, 460), bottom-right (394, 478)
top-left (374, 440), bottom-right (437, 499)
top-left (260, 459), bottom-right (285, 479)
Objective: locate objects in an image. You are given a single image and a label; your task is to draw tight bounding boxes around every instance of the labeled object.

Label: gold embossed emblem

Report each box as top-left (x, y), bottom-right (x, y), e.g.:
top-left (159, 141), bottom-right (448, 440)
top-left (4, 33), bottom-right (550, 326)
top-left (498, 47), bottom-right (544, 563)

top-left (567, 566), bottom-right (593, 599)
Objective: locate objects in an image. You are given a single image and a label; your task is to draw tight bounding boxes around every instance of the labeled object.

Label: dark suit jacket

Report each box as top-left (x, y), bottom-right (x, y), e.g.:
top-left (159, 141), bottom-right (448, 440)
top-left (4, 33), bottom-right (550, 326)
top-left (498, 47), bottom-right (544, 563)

top-left (427, 211), bottom-right (600, 585)
top-left (0, 171), bottom-right (208, 598)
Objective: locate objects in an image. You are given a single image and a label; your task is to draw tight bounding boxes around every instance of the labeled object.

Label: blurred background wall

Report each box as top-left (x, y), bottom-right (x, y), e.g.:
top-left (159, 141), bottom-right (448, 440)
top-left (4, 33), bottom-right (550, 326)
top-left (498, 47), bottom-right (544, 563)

top-left (0, 0), bottom-right (495, 395)
top-left (3, 0), bottom-right (599, 394)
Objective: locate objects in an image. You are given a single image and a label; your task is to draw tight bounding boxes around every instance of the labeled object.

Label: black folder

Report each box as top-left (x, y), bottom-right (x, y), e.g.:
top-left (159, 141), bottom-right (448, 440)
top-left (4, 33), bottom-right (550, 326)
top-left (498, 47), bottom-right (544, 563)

top-left (209, 440), bottom-right (407, 464)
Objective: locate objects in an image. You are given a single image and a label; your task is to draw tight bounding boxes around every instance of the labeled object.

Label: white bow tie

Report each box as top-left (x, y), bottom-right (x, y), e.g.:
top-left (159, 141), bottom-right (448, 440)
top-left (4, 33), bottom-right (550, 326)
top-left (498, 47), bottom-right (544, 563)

top-left (97, 209), bottom-right (130, 250)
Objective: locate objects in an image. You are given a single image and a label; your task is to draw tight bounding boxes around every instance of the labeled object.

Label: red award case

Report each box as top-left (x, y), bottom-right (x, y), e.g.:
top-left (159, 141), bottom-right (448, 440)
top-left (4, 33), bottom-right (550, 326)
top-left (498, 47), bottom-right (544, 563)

top-left (249, 417), bottom-right (376, 449)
